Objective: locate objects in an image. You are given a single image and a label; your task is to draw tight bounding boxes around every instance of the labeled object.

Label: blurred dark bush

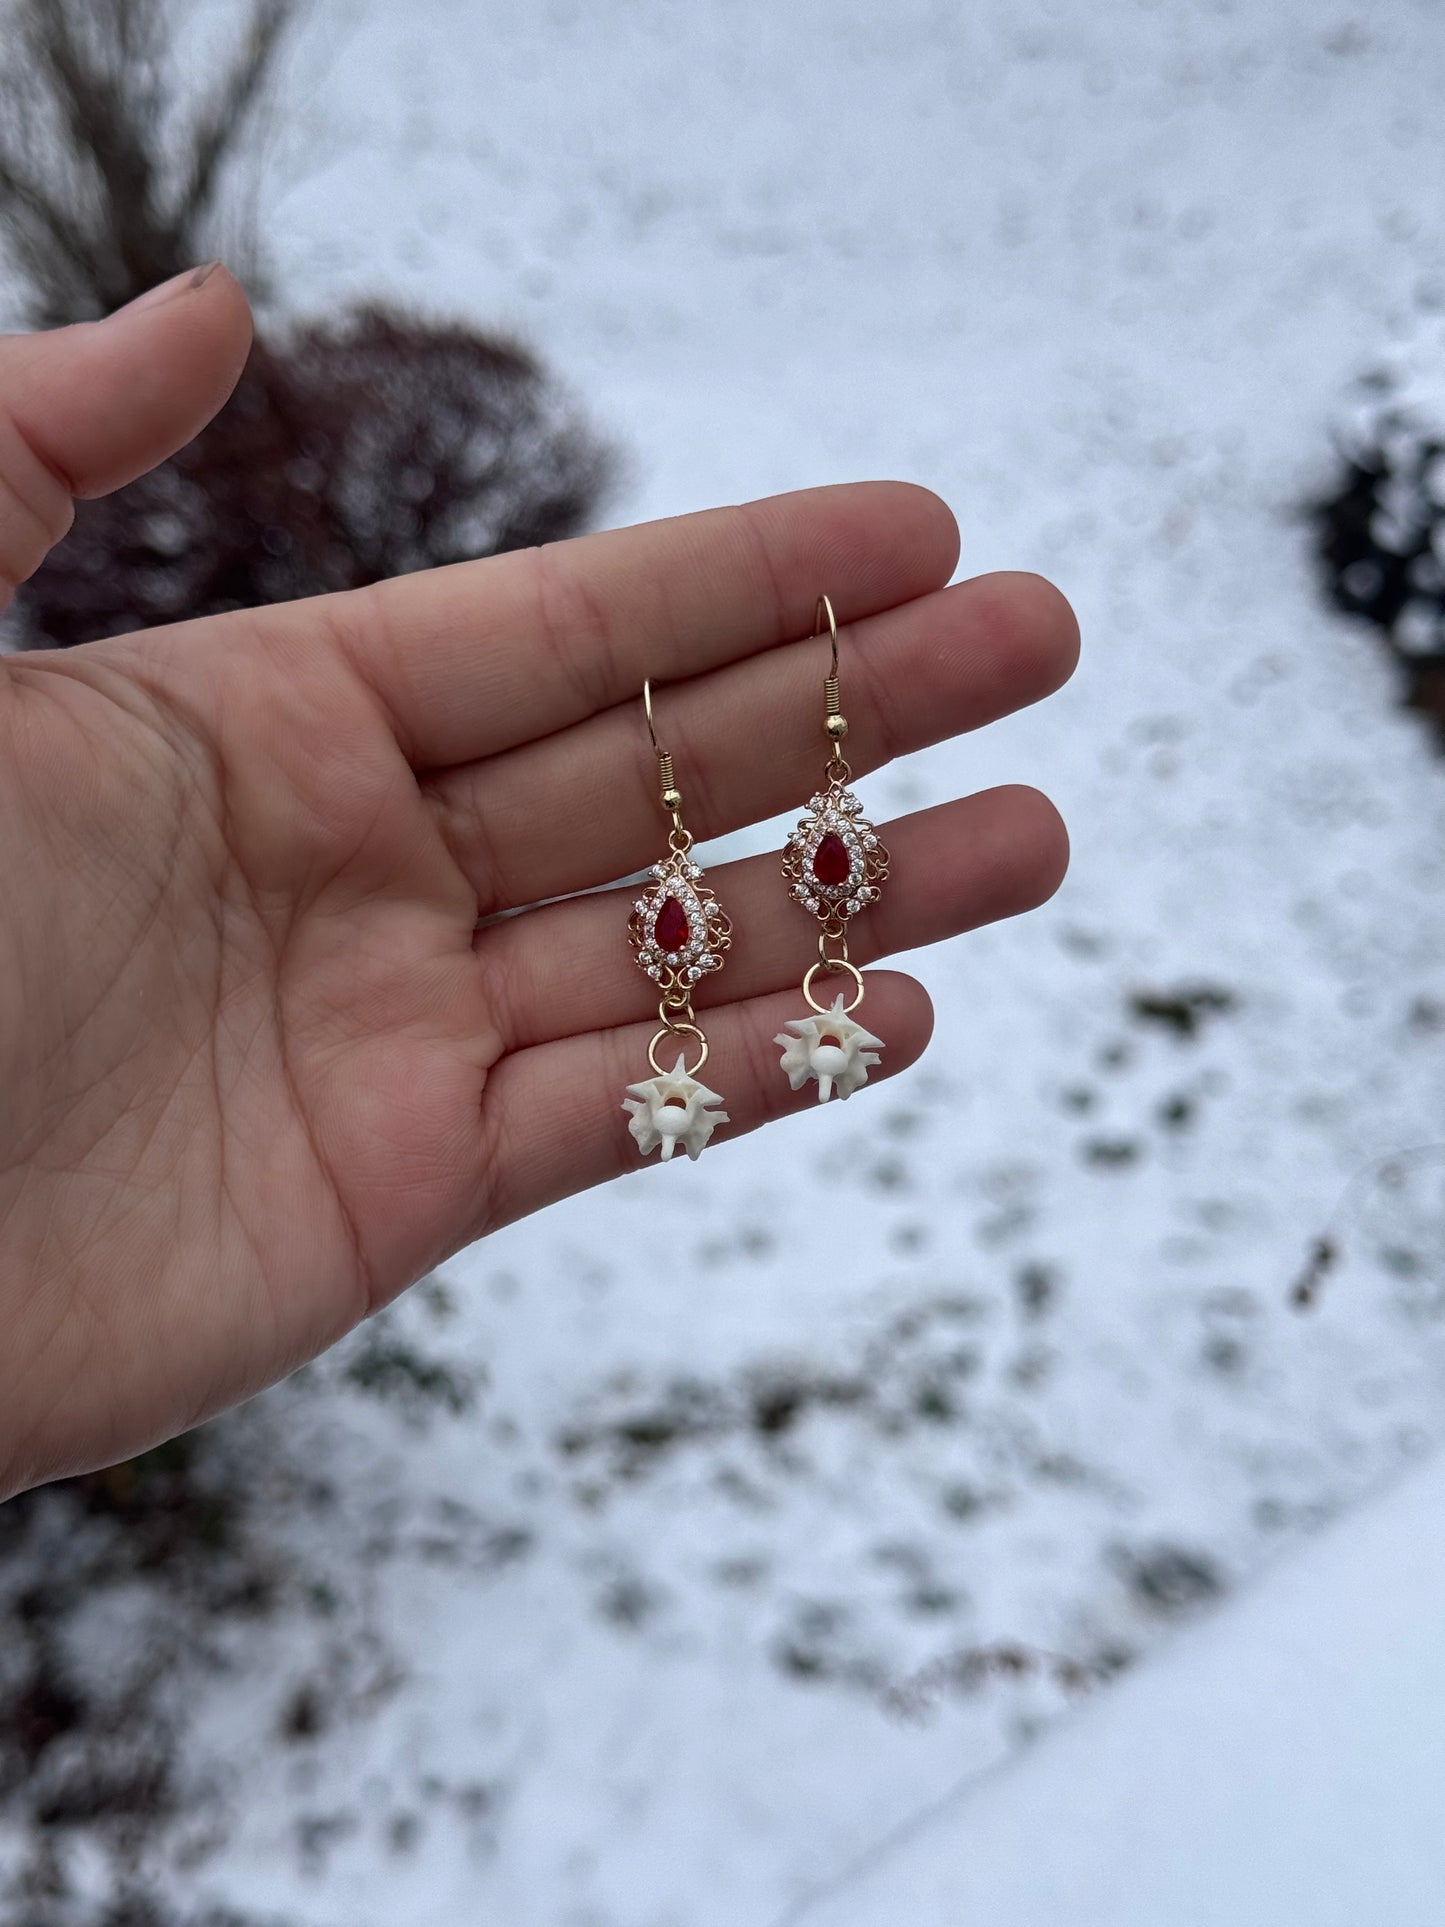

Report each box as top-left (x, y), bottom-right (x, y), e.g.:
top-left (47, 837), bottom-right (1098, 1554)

top-left (16, 310), bottom-right (615, 647)
top-left (0, 0), bottom-right (615, 652)
top-left (1316, 321), bottom-right (1445, 743)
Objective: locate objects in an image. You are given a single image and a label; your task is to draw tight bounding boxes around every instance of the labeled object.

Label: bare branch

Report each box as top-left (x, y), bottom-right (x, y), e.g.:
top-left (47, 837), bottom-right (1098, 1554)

top-left (0, 0), bottom-right (299, 322)
top-left (174, 0), bottom-right (297, 236)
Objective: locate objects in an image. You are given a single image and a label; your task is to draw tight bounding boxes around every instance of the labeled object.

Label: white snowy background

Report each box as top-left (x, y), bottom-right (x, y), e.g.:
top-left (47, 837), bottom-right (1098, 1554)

top-left (10, 0), bottom-right (1445, 1921)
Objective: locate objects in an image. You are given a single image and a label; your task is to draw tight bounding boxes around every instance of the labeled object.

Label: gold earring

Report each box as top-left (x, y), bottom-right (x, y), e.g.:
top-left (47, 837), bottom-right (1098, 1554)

top-left (775, 596), bottom-right (888, 1102)
top-left (620, 680), bottom-right (732, 1161)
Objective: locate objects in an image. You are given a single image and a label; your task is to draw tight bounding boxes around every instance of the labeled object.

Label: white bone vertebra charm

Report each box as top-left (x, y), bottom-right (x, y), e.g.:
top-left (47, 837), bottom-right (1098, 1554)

top-left (622, 1055), bottom-right (730, 1161)
top-left (775, 993), bottom-right (884, 1103)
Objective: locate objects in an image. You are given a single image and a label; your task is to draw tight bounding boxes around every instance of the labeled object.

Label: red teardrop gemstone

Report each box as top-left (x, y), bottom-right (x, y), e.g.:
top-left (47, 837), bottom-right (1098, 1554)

top-left (654, 895), bottom-right (690, 953)
top-left (812, 832), bottom-right (851, 887)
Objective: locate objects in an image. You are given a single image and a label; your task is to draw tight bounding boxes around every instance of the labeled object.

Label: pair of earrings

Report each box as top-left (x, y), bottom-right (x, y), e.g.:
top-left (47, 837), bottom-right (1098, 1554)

top-left (622, 595), bottom-right (890, 1163)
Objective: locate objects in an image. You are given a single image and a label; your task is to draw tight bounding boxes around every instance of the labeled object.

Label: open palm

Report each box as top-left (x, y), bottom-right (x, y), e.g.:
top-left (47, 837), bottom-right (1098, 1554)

top-left (0, 269), bottom-right (1076, 1496)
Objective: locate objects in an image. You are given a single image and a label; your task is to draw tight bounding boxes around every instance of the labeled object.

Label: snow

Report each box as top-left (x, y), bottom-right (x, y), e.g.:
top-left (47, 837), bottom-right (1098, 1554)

top-left (799, 1449), bottom-right (1445, 1927)
top-left (11, 0), bottom-right (1445, 1920)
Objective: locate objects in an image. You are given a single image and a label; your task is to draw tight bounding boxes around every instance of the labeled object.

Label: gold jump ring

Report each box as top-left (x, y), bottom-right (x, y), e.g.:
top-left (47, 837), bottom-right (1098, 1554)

top-left (801, 959), bottom-right (865, 1016)
top-left (647, 1022), bottom-right (709, 1078)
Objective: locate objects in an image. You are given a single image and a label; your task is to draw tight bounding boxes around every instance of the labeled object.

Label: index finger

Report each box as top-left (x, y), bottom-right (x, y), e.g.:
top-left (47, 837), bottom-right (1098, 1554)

top-left (294, 480), bottom-right (960, 768)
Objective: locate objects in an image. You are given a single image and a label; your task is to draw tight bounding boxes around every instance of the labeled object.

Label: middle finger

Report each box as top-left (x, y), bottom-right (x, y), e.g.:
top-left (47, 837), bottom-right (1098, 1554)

top-left (425, 570), bottom-right (1076, 917)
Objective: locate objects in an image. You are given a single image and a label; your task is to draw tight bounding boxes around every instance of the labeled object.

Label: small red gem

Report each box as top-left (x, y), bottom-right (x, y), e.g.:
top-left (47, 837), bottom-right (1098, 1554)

top-left (812, 832), bottom-right (850, 887)
top-left (654, 895), bottom-right (689, 952)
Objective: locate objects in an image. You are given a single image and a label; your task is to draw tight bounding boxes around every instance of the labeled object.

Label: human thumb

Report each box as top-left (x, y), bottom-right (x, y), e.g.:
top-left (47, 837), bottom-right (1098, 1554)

top-left (0, 263), bottom-right (254, 611)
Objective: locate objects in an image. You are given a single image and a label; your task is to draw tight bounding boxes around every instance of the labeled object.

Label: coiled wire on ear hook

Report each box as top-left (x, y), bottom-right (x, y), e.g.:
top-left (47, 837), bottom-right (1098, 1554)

top-left (643, 676), bottom-right (682, 823)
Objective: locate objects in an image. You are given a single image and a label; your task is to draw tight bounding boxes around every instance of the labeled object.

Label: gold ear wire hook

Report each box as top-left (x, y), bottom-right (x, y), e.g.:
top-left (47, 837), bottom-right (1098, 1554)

top-left (643, 678), bottom-right (683, 821)
top-left (814, 594), bottom-right (847, 761)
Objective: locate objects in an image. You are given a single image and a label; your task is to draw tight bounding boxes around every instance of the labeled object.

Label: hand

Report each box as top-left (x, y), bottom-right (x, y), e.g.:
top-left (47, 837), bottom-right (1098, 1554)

top-left (0, 268), bottom-right (1077, 1496)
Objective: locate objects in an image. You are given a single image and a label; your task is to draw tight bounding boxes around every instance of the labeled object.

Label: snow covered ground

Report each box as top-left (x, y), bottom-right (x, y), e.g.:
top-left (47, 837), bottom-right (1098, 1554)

top-left (10, 0), bottom-right (1445, 1920)
top-left (800, 1449), bottom-right (1445, 1927)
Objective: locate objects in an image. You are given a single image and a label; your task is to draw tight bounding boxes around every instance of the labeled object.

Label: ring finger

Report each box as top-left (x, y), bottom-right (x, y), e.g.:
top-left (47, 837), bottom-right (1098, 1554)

top-left (478, 784), bottom-right (1066, 1053)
